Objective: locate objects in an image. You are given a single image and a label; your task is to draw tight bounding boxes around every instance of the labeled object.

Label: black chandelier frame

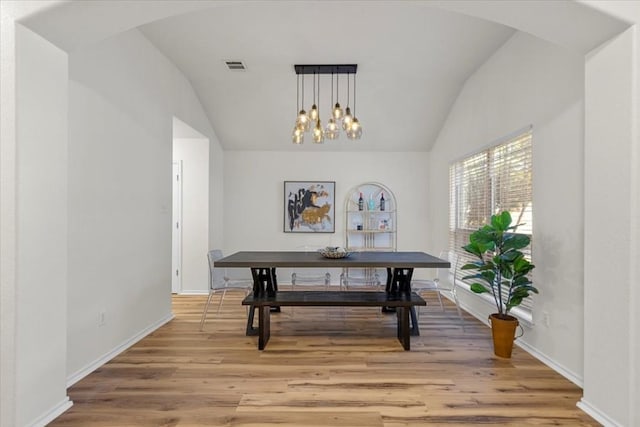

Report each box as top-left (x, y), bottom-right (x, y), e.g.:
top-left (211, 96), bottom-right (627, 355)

top-left (294, 64), bottom-right (357, 75)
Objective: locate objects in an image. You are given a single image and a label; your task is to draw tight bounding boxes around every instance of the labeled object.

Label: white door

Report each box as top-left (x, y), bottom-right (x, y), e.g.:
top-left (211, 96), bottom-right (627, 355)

top-left (171, 161), bottom-right (183, 293)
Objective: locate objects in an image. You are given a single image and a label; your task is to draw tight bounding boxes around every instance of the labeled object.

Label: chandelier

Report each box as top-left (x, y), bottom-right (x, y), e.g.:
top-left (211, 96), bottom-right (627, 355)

top-left (292, 64), bottom-right (362, 144)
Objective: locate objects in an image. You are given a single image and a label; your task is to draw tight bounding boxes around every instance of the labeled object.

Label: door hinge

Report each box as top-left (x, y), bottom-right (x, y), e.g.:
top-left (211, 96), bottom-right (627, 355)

top-left (176, 174), bottom-right (179, 181)
top-left (176, 269), bottom-right (179, 276)
top-left (176, 221), bottom-right (179, 229)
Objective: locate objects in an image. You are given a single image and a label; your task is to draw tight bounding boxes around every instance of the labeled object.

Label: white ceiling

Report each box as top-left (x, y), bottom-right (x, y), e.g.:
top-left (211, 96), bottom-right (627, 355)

top-left (138, 2), bottom-right (515, 151)
top-left (20, 1), bottom-right (629, 152)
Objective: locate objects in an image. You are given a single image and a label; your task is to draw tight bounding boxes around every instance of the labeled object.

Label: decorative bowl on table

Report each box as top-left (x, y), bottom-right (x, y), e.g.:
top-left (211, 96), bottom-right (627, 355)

top-left (319, 247), bottom-right (351, 259)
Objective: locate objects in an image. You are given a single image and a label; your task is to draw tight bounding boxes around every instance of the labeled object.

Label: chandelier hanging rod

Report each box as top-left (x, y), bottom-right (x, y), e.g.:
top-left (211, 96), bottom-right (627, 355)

top-left (294, 64), bottom-right (357, 75)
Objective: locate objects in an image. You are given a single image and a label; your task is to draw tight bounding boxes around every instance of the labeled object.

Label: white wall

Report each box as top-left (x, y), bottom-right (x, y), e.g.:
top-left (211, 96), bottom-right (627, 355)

top-left (223, 151), bottom-right (430, 281)
top-left (579, 4), bottom-right (640, 424)
top-left (173, 137), bottom-right (210, 293)
top-left (66, 28), bottom-right (220, 381)
top-left (14, 24), bottom-right (71, 427)
top-left (582, 23), bottom-right (639, 427)
top-left (428, 32), bottom-right (585, 380)
top-left (2, 2), bottom-right (637, 426)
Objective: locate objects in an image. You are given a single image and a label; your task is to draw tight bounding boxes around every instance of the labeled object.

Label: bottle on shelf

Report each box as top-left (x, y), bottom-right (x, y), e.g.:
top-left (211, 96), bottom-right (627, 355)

top-left (358, 192), bottom-right (364, 211)
top-left (380, 193), bottom-right (385, 211)
top-left (368, 195), bottom-right (375, 211)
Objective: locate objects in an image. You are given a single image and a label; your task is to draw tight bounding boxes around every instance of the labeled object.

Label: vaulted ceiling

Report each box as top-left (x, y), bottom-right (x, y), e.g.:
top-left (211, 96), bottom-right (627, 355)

top-left (138, 3), bottom-right (514, 151)
top-left (20, 1), bottom-right (628, 152)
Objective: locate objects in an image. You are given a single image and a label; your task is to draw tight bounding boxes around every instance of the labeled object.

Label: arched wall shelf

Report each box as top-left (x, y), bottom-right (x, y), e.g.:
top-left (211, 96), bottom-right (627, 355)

top-left (342, 182), bottom-right (397, 288)
top-left (344, 182), bottom-right (397, 252)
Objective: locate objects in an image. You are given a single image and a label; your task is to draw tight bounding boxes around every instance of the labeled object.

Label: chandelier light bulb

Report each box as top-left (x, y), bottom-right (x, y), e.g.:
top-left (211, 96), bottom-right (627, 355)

top-left (292, 126), bottom-right (304, 144)
top-left (348, 118), bottom-right (362, 140)
top-left (313, 119), bottom-right (324, 143)
top-left (332, 102), bottom-right (343, 121)
top-left (342, 107), bottom-right (353, 131)
top-left (296, 109), bottom-right (310, 131)
top-left (325, 118), bottom-right (339, 140)
top-left (309, 104), bottom-right (319, 123)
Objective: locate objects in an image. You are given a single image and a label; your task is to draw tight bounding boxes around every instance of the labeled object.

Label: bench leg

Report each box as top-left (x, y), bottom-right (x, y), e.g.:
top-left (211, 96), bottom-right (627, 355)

top-left (397, 307), bottom-right (411, 350)
top-left (410, 307), bottom-right (420, 336)
top-left (258, 305), bottom-right (271, 350)
top-left (385, 307), bottom-right (420, 336)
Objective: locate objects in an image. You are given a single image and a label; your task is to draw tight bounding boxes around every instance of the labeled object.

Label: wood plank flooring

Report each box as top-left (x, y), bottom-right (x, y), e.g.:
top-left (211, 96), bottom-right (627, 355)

top-left (50, 290), bottom-right (599, 426)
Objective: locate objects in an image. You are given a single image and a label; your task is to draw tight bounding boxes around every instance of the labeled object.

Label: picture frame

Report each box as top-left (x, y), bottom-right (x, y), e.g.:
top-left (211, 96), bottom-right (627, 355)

top-left (284, 181), bottom-right (335, 233)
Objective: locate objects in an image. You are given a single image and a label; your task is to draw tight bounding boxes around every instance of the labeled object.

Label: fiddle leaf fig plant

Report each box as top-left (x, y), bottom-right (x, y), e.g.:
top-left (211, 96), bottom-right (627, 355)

top-left (461, 211), bottom-right (537, 317)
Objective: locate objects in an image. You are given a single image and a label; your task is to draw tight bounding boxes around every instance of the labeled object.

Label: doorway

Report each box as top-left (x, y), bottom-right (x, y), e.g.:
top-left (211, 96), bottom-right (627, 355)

top-left (172, 117), bottom-right (210, 294)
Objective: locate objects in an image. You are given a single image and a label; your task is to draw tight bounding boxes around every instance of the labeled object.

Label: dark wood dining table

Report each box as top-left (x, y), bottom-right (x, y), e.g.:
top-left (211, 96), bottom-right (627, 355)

top-left (215, 250), bottom-right (450, 337)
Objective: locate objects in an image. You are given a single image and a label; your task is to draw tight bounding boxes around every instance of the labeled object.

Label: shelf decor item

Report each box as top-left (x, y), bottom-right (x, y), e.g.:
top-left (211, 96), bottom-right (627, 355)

top-left (284, 181), bottom-right (335, 233)
top-left (319, 247), bottom-right (351, 259)
top-left (461, 211), bottom-right (537, 358)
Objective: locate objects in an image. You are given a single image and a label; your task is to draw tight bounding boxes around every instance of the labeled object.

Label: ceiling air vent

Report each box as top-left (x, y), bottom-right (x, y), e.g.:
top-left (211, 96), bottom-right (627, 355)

top-left (225, 61), bottom-right (246, 71)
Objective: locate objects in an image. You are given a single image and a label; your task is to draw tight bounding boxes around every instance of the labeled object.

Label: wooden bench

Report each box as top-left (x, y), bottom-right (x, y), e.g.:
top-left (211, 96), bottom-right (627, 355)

top-left (241, 291), bottom-right (426, 351)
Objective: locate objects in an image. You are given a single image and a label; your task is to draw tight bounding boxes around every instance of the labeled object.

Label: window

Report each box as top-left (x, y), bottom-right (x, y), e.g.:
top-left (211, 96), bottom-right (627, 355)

top-left (449, 127), bottom-right (533, 314)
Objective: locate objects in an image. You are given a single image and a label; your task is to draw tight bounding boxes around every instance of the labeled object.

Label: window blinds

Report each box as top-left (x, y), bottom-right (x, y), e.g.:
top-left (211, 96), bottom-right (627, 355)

top-left (449, 129), bottom-right (534, 313)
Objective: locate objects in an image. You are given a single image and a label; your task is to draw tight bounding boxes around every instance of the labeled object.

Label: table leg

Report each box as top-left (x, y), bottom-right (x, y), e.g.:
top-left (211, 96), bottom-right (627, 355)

top-left (248, 268), bottom-right (279, 330)
top-left (382, 267), bottom-right (396, 313)
top-left (385, 267), bottom-right (393, 292)
top-left (268, 267), bottom-right (280, 312)
top-left (384, 268), bottom-right (420, 336)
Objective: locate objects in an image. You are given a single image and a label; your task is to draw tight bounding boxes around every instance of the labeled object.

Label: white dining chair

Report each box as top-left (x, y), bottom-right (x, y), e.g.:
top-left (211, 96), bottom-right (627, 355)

top-left (411, 251), bottom-right (465, 329)
top-left (290, 245), bottom-right (332, 290)
top-left (200, 249), bottom-right (253, 330)
top-left (339, 268), bottom-right (383, 291)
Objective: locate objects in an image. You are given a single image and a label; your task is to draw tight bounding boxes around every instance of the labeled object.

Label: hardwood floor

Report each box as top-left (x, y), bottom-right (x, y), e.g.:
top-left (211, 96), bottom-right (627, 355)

top-left (51, 291), bottom-right (599, 426)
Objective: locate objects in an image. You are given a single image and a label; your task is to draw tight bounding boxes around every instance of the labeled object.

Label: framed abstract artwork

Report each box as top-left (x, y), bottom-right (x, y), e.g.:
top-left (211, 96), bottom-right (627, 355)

top-left (284, 181), bottom-right (335, 233)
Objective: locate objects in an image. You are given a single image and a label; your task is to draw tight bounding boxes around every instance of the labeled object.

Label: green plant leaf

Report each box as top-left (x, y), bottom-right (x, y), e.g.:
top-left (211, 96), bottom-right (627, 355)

top-left (506, 297), bottom-right (523, 310)
top-left (461, 262), bottom-right (483, 270)
top-left (503, 233), bottom-right (530, 251)
top-left (477, 263), bottom-right (494, 271)
top-left (516, 285), bottom-right (538, 294)
top-left (462, 242), bottom-right (484, 258)
top-left (513, 257), bottom-right (535, 275)
top-left (461, 210), bottom-right (538, 314)
top-left (480, 270), bottom-right (496, 283)
top-left (470, 283), bottom-right (489, 294)
top-left (512, 276), bottom-right (532, 286)
top-left (501, 250), bottom-right (521, 262)
top-left (511, 288), bottom-right (531, 299)
top-left (491, 211), bottom-right (512, 231)
top-left (499, 263), bottom-right (514, 280)
top-left (470, 227), bottom-right (497, 248)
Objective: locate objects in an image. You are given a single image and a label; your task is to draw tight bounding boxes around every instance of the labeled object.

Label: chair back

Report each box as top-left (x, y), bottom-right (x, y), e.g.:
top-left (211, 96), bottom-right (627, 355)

top-left (207, 249), bottom-right (225, 290)
top-left (292, 245), bottom-right (331, 285)
top-left (436, 251), bottom-right (459, 290)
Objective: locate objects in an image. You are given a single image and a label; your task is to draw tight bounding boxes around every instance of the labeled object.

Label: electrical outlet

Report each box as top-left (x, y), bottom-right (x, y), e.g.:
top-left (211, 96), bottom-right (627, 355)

top-left (543, 311), bottom-right (550, 327)
top-left (99, 311), bottom-right (106, 326)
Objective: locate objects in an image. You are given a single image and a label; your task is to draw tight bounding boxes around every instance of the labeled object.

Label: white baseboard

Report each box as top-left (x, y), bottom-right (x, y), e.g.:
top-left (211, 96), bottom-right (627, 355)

top-left (577, 398), bottom-right (622, 427)
top-left (457, 298), bottom-right (584, 387)
top-left (515, 339), bottom-right (583, 387)
top-left (28, 396), bottom-right (73, 427)
top-left (177, 290), bottom-right (208, 295)
top-left (66, 313), bottom-right (174, 387)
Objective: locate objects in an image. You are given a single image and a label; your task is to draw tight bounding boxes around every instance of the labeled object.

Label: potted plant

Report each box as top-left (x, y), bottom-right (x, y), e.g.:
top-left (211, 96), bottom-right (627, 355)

top-left (461, 211), bottom-right (537, 358)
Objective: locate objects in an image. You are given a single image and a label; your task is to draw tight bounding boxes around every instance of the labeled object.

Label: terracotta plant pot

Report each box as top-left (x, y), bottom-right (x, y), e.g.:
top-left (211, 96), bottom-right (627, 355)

top-left (489, 313), bottom-right (520, 358)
